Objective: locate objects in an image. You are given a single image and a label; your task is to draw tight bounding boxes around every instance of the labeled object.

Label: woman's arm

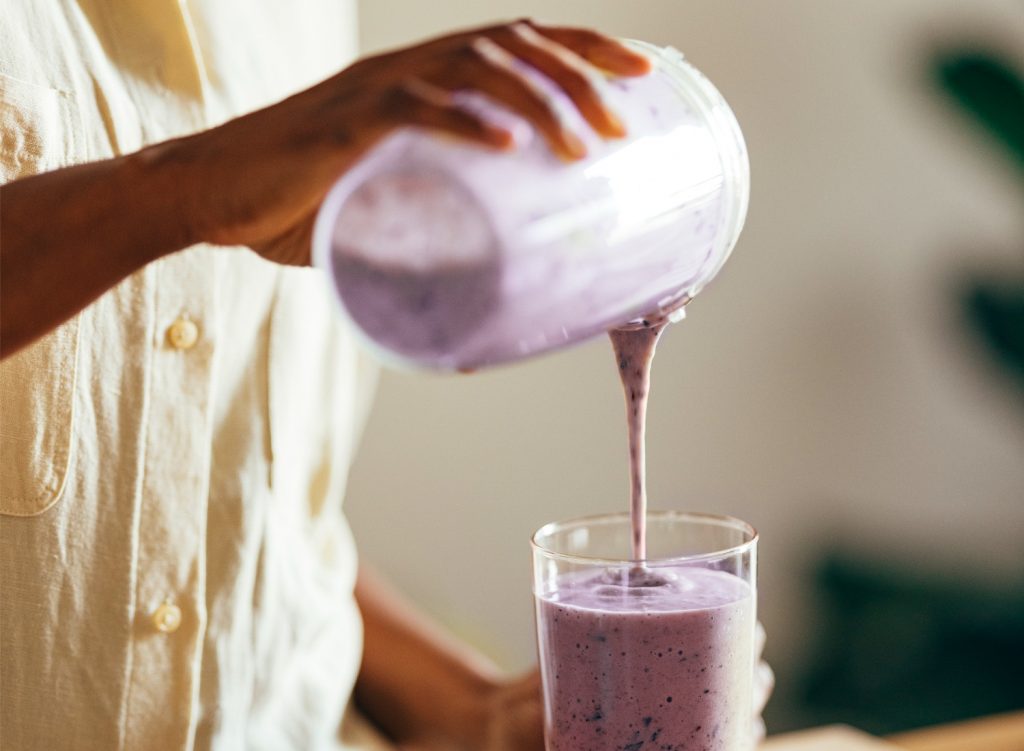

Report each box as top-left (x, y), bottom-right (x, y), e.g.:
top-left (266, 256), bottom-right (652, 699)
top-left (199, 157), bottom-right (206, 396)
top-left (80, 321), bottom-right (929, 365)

top-left (354, 565), bottom-right (544, 751)
top-left (1, 20), bottom-right (650, 359)
top-left (0, 149), bottom-right (194, 357)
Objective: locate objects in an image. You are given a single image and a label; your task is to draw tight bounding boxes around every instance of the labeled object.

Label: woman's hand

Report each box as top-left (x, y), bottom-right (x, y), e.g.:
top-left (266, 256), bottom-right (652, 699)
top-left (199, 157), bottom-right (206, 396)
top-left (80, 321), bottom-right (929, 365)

top-left (392, 671), bottom-right (544, 751)
top-left (478, 671), bottom-right (545, 751)
top-left (163, 19), bottom-right (651, 266)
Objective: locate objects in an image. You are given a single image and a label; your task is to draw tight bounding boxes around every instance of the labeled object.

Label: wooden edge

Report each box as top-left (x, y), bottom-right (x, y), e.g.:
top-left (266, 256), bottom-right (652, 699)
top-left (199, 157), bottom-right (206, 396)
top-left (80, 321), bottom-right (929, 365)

top-left (888, 711), bottom-right (1024, 751)
top-left (762, 724), bottom-right (905, 749)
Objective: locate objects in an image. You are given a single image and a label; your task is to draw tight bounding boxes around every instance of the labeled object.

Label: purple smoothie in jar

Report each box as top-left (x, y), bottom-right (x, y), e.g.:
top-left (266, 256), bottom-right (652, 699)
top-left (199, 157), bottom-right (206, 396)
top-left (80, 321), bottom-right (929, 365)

top-left (313, 42), bottom-right (748, 371)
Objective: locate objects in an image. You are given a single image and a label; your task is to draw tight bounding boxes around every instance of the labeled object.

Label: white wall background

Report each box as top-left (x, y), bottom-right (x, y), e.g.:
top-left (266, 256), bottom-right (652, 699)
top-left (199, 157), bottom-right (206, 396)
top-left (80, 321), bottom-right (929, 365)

top-left (345, 0), bottom-right (1024, 728)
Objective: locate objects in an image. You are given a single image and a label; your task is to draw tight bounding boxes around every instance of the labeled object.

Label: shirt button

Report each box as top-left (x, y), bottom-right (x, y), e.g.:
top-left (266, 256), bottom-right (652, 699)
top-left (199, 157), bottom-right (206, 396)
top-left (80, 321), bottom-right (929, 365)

top-left (152, 602), bottom-right (183, 633)
top-left (166, 318), bottom-right (199, 350)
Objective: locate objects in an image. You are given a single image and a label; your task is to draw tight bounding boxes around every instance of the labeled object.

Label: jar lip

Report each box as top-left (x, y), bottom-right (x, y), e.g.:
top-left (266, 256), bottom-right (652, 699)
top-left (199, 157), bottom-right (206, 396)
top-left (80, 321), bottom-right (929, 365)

top-left (531, 509), bottom-right (758, 566)
top-left (623, 40), bottom-right (750, 299)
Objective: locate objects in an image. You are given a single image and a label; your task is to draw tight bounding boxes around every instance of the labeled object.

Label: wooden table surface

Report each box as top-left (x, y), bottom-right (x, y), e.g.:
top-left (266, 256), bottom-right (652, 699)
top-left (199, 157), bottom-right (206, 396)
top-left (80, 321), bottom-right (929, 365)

top-left (762, 725), bottom-right (901, 749)
top-left (890, 710), bottom-right (1024, 751)
top-left (761, 711), bottom-right (1024, 751)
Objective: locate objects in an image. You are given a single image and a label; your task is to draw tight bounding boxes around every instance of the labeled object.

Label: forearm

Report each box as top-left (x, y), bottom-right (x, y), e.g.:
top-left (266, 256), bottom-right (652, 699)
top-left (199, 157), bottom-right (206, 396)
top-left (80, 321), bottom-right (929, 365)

top-left (0, 142), bottom-right (196, 358)
top-left (354, 565), bottom-right (502, 749)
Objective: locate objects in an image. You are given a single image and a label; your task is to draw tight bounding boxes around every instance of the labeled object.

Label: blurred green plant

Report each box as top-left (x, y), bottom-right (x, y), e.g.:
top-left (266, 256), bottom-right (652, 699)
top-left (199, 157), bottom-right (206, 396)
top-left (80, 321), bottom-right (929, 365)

top-left (780, 52), bottom-right (1024, 738)
top-left (798, 553), bottom-right (1024, 735)
top-left (936, 51), bottom-right (1024, 390)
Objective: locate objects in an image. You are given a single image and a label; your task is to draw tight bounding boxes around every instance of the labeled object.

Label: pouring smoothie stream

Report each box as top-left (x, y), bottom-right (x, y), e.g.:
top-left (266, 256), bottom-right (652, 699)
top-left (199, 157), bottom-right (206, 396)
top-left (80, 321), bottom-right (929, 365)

top-left (530, 318), bottom-right (757, 751)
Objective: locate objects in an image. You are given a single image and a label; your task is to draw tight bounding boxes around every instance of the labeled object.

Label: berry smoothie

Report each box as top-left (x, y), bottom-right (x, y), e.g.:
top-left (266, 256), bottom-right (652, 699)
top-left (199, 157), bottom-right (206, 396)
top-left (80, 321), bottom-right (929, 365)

top-left (536, 565), bottom-right (754, 751)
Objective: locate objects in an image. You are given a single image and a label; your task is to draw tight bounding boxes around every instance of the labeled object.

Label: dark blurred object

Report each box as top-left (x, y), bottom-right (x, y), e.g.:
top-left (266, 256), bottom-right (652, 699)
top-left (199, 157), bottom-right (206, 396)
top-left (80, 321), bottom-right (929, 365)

top-left (798, 553), bottom-right (1024, 735)
top-left (964, 280), bottom-right (1024, 389)
top-left (936, 52), bottom-right (1024, 174)
top-left (773, 46), bottom-right (1024, 741)
top-left (935, 50), bottom-right (1024, 391)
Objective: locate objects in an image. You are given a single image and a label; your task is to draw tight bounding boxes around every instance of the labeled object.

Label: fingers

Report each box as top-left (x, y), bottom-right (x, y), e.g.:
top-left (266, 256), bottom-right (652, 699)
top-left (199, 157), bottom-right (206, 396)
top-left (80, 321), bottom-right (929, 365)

top-left (378, 79), bottom-right (515, 150)
top-left (422, 37), bottom-right (588, 160)
top-left (751, 666), bottom-right (772, 745)
top-left (754, 660), bottom-right (775, 715)
top-left (751, 621), bottom-right (774, 741)
top-left (490, 22), bottom-right (626, 138)
top-left (754, 621), bottom-right (767, 659)
top-left (354, 20), bottom-right (652, 159)
top-left (524, 21), bottom-right (652, 76)
top-left (752, 717), bottom-right (767, 745)
top-left (487, 669), bottom-right (546, 751)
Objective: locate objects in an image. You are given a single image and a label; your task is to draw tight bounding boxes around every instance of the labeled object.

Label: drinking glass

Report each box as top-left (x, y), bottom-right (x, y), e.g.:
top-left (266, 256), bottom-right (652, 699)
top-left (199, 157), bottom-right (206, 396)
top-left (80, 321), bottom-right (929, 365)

top-left (532, 510), bottom-right (758, 751)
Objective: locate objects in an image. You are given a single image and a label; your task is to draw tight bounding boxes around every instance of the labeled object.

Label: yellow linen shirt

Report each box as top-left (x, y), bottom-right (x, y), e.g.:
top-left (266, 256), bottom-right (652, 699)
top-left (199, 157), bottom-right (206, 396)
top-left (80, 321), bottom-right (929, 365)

top-left (0, 2), bottom-right (388, 749)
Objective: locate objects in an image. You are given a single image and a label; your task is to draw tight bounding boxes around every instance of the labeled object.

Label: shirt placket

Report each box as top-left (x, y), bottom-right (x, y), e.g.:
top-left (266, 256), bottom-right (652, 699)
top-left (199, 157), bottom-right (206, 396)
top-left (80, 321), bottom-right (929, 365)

top-left (124, 250), bottom-right (218, 751)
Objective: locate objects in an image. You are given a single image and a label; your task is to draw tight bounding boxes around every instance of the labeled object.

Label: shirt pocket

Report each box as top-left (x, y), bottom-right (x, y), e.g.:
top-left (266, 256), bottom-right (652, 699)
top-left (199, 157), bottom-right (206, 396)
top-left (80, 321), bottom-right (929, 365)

top-left (0, 73), bottom-right (76, 180)
top-left (0, 74), bottom-right (82, 516)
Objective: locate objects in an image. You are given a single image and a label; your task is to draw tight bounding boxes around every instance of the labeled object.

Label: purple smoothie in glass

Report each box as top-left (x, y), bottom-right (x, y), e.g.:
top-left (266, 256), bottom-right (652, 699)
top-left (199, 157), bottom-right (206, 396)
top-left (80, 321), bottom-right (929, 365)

top-left (536, 565), bottom-right (754, 751)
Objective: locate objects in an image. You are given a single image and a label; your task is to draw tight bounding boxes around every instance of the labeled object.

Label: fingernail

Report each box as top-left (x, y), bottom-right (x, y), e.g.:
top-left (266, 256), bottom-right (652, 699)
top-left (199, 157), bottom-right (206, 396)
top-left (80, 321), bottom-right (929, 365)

top-left (619, 51), bottom-right (653, 76)
top-left (605, 110), bottom-right (627, 138)
top-left (489, 128), bottom-right (516, 149)
top-left (563, 130), bottom-right (588, 159)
